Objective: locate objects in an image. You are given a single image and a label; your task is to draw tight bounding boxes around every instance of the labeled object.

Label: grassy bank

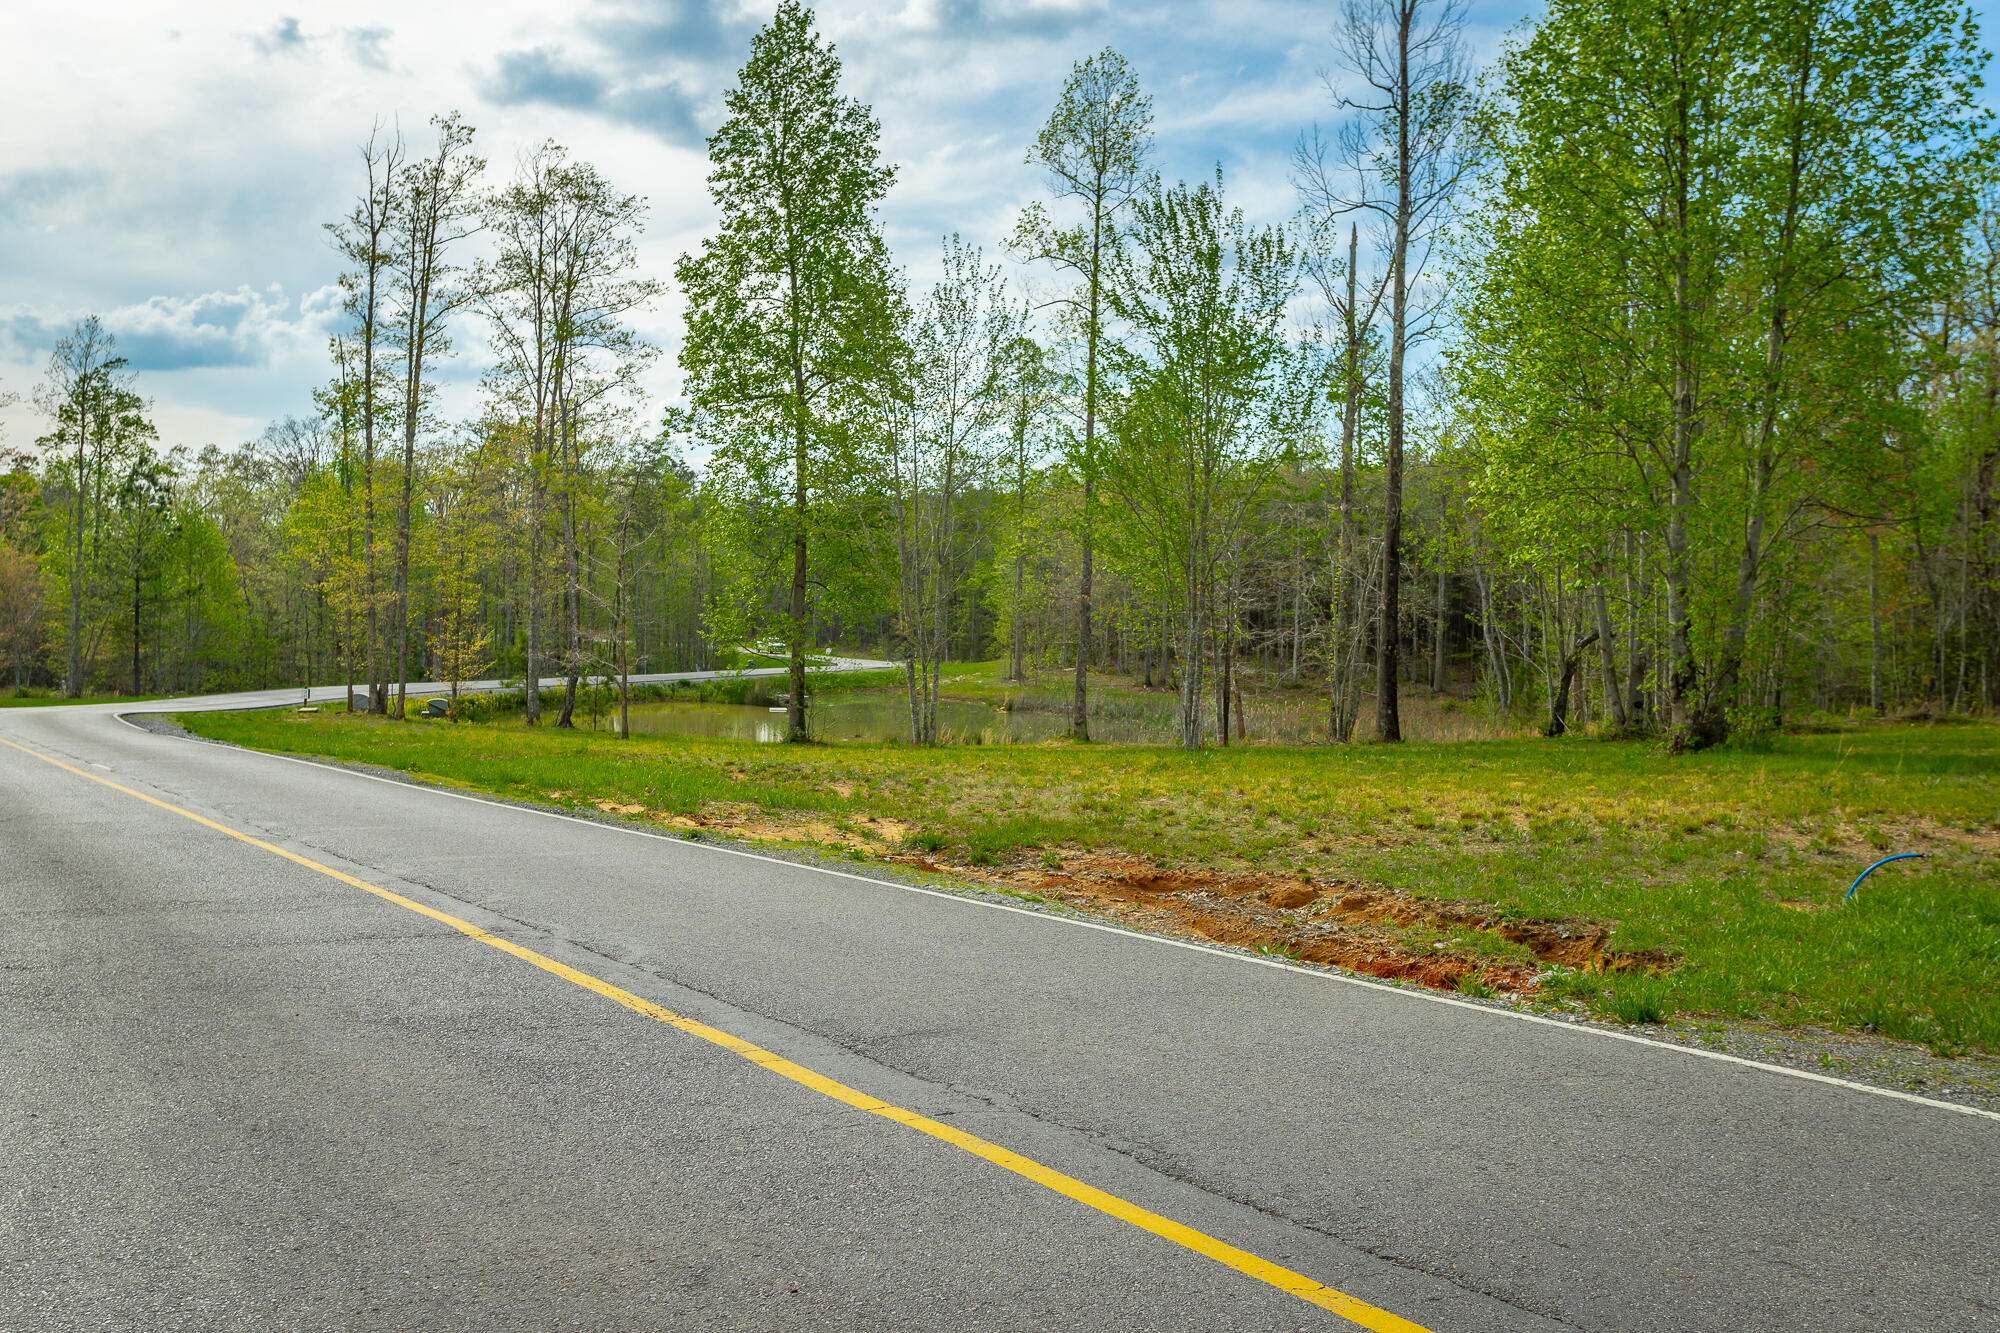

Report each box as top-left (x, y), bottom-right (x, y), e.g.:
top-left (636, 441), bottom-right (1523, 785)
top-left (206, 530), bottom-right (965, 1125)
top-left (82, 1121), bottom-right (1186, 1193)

top-left (181, 704), bottom-right (2000, 1054)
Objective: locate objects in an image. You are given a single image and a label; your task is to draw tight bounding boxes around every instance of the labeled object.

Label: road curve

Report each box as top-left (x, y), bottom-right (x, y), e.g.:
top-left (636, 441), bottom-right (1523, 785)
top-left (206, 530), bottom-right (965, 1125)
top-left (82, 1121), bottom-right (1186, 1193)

top-left (1, 690), bottom-right (1993, 1331)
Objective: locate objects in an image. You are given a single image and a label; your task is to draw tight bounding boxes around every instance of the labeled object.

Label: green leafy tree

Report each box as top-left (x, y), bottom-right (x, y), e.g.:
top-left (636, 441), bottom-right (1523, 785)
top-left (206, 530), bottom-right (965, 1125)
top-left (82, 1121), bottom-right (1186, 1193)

top-left (34, 318), bottom-right (156, 696)
top-left (386, 112), bottom-right (484, 719)
top-left (1010, 48), bottom-right (1154, 740)
top-left (677, 0), bottom-right (901, 742)
top-left (1104, 171), bottom-right (1303, 749)
top-left (1464, 0), bottom-right (1991, 746)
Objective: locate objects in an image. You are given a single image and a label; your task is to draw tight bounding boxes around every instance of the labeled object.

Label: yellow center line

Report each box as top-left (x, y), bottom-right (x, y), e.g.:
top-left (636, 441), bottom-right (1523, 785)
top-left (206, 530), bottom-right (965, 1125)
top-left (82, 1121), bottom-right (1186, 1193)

top-left (2, 734), bottom-right (1434, 1333)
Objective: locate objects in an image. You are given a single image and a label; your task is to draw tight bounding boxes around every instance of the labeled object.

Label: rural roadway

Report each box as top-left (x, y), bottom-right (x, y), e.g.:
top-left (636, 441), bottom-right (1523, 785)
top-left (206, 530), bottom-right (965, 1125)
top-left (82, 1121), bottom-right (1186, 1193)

top-left (2, 683), bottom-right (1994, 1332)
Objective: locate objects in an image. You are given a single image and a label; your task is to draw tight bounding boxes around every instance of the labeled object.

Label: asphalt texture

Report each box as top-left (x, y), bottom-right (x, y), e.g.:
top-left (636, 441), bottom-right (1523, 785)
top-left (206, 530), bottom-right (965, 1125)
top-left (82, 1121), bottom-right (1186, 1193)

top-left (2, 688), bottom-right (1995, 1332)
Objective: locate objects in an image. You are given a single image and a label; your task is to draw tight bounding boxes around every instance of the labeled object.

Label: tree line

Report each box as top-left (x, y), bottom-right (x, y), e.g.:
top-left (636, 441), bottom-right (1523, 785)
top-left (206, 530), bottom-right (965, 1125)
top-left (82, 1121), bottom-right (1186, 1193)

top-left (2, 0), bottom-right (1994, 752)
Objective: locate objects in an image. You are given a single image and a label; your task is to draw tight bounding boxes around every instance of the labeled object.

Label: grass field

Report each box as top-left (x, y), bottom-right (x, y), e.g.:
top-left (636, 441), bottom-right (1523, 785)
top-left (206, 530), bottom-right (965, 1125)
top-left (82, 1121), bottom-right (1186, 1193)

top-left (181, 692), bottom-right (2000, 1056)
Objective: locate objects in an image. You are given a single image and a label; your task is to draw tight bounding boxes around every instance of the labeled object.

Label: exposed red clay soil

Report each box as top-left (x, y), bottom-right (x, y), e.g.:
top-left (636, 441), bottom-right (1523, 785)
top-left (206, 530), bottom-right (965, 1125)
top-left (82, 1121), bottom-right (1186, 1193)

top-left (639, 797), bottom-right (1669, 996)
top-left (888, 850), bottom-right (1674, 995)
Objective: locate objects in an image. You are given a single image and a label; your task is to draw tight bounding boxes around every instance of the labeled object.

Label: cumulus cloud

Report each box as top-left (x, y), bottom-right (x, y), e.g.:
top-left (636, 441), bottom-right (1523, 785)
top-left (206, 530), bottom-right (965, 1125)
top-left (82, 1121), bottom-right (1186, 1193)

top-left (2, 286), bottom-right (343, 375)
top-left (486, 46), bottom-right (608, 110)
top-left (253, 16), bottom-right (311, 57)
top-left (252, 17), bottom-right (395, 71)
top-left (585, 0), bottom-right (756, 66)
top-left (483, 44), bottom-right (705, 146)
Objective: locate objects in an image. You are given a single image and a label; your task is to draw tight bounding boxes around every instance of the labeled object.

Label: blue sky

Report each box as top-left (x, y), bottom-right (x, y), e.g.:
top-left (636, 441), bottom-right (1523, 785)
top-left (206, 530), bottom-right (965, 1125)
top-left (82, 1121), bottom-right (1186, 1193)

top-left (0, 0), bottom-right (1983, 452)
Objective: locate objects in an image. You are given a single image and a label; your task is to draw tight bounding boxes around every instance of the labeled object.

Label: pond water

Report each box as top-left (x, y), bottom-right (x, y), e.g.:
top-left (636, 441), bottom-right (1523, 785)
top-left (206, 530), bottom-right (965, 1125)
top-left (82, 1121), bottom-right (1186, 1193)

top-left (609, 694), bottom-right (1177, 744)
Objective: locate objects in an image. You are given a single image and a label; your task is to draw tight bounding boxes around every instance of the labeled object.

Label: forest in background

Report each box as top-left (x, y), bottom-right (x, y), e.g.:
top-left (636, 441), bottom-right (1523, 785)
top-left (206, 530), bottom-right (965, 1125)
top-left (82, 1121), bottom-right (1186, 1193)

top-left (3, 0), bottom-right (1997, 753)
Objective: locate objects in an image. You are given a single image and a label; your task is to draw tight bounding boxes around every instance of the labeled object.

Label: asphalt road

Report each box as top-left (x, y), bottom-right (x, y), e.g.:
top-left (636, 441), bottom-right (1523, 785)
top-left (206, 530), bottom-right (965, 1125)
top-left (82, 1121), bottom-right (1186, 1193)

top-left (2, 688), bottom-right (1994, 1332)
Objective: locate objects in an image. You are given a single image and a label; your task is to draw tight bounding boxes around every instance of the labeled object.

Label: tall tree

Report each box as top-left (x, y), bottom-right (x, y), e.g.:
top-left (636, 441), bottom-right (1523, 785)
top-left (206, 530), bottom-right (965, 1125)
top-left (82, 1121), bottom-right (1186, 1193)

top-left (385, 112), bottom-right (483, 719)
top-left (1309, 0), bottom-right (1476, 741)
top-left (1011, 49), bottom-right (1154, 740)
top-left (326, 124), bottom-right (403, 712)
top-left (677, 0), bottom-right (901, 743)
top-left (484, 143), bottom-right (660, 726)
top-left (1696, 0), bottom-right (1989, 742)
top-left (1105, 171), bottom-right (1302, 750)
top-left (1465, 0), bottom-right (1989, 746)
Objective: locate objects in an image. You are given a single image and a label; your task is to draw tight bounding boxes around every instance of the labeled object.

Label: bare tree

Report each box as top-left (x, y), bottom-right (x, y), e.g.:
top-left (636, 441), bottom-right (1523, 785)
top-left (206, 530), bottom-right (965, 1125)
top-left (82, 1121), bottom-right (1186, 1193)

top-left (1293, 212), bottom-right (1388, 741)
top-left (994, 335), bottom-right (1057, 681)
top-left (1298, 0), bottom-right (1476, 741)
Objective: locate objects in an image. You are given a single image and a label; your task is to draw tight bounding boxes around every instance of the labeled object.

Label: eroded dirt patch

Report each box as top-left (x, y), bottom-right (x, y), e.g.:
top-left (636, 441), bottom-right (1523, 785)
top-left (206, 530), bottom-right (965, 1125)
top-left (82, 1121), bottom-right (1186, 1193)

top-left (653, 800), bottom-right (914, 851)
top-left (888, 850), bottom-right (1671, 996)
top-left (599, 795), bottom-right (1664, 998)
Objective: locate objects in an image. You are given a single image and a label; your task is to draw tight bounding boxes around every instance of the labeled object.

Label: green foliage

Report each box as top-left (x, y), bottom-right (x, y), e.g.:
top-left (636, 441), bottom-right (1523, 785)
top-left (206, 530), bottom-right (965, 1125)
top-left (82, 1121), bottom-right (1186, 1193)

top-left (677, 1), bottom-right (902, 725)
top-left (1458, 0), bottom-right (1995, 742)
top-left (1104, 168), bottom-right (1305, 748)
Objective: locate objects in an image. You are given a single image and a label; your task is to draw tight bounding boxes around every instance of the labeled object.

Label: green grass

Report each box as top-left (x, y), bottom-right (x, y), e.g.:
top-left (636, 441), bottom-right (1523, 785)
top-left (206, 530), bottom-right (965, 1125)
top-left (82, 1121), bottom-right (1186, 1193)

top-left (178, 705), bottom-right (2000, 1055)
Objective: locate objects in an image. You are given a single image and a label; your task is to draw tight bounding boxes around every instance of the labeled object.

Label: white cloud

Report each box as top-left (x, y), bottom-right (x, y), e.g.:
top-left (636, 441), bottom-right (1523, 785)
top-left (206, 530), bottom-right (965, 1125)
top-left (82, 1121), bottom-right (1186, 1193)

top-left (0, 0), bottom-right (1576, 450)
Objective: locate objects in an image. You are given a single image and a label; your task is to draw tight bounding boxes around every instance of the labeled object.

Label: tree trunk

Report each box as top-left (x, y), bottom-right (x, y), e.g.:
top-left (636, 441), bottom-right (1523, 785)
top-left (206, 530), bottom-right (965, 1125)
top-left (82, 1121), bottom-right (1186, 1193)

top-left (391, 397), bottom-right (417, 723)
top-left (1869, 530), bottom-right (1885, 716)
top-left (362, 315), bottom-right (381, 715)
top-left (1547, 632), bottom-right (1600, 737)
top-left (131, 552), bottom-right (142, 696)
top-left (1593, 576), bottom-right (1628, 730)
top-left (616, 563), bottom-right (631, 740)
top-left (1374, 5), bottom-right (1415, 745)
top-left (524, 504), bottom-right (541, 724)
top-left (1624, 531), bottom-right (1649, 727)
top-left (66, 400), bottom-right (87, 698)
top-left (556, 404), bottom-right (583, 729)
top-left (1329, 225), bottom-right (1363, 744)
top-left (1431, 561), bottom-right (1447, 692)
top-left (1217, 613), bottom-right (1232, 748)
top-left (1073, 202), bottom-right (1106, 743)
top-left (1009, 538), bottom-right (1025, 682)
top-left (789, 375), bottom-right (810, 744)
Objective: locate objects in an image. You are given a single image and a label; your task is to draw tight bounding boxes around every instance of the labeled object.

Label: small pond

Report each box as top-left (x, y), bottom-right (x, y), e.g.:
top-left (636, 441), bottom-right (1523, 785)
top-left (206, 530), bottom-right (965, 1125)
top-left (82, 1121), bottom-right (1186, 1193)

top-left (607, 694), bottom-right (1177, 744)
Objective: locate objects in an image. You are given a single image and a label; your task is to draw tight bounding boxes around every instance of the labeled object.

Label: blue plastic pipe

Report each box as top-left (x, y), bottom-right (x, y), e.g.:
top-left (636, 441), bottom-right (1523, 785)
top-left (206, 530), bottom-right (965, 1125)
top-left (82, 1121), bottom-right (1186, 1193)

top-left (1846, 852), bottom-right (1923, 901)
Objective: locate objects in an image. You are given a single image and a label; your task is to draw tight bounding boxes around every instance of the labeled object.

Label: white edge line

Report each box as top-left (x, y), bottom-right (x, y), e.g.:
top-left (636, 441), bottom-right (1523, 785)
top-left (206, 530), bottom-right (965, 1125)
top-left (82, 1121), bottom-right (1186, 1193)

top-left (102, 705), bottom-right (2000, 1126)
